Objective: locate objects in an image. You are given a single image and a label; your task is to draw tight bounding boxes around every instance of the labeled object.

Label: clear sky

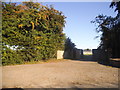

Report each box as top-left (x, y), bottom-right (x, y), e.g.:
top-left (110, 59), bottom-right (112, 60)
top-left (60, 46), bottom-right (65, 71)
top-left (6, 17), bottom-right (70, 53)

top-left (42, 2), bottom-right (117, 49)
top-left (4, 1), bottom-right (117, 49)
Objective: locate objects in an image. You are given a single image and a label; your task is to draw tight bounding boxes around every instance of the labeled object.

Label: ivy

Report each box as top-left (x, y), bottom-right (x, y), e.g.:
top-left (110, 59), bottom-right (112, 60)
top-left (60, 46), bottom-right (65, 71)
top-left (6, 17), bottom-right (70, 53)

top-left (2, 2), bottom-right (66, 65)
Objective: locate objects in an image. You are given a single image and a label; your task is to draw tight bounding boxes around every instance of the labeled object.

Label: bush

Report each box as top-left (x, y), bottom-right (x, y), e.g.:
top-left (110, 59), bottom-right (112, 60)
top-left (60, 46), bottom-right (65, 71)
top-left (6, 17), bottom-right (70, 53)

top-left (2, 2), bottom-right (66, 65)
top-left (2, 47), bottom-right (23, 66)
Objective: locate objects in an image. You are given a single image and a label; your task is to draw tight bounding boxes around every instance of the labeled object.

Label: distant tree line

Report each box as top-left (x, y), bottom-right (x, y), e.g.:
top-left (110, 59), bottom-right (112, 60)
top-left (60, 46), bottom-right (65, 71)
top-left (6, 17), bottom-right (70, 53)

top-left (92, 1), bottom-right (120, 59)
top-left (2, 2), bottom-right (66, 65)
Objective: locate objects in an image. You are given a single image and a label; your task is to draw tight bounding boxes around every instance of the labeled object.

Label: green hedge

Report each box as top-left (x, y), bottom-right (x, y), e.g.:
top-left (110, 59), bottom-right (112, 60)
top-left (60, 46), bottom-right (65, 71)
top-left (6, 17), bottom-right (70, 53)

top-left (2, 2), bottom-right (66, 65)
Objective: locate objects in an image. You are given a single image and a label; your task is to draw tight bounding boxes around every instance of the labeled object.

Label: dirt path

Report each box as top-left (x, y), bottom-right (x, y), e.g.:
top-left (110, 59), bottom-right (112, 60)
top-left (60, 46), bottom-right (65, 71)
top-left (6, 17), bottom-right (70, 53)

top-left (2, 59), bottom-right (118, 88)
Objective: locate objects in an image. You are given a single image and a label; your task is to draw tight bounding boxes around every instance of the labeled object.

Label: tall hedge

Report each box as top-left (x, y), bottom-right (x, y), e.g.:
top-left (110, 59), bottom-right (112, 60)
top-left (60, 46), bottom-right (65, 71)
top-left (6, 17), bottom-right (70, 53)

top-left (2, 2), bottom-right (66, 65)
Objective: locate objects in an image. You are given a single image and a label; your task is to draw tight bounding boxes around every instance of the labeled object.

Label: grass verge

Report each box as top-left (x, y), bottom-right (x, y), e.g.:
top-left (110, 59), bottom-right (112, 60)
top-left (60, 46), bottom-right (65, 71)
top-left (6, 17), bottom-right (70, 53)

top-left (3, 59), bottom-right (66, 66)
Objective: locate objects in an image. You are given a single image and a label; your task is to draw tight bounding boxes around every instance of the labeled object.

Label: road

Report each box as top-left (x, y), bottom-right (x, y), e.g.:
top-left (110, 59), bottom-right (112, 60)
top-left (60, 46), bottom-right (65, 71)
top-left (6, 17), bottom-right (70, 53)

top-left (2, 59), bottom-right (118, 88)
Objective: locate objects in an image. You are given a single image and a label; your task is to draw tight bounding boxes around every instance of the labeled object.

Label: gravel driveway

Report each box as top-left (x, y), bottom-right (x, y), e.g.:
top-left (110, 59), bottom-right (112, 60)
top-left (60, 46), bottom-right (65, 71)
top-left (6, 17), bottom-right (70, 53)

top-left (2, 59), bottom-right (119, 88)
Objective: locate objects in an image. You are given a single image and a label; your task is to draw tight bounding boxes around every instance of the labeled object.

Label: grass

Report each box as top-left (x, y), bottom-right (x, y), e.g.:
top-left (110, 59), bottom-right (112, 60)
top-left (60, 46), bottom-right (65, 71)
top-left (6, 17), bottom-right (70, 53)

top-left (3, 59), bottom-right (66, 66)
top-left (83, 53), bottom-right (93, 55)
top-left (24, 59), bottom-right (66, 65)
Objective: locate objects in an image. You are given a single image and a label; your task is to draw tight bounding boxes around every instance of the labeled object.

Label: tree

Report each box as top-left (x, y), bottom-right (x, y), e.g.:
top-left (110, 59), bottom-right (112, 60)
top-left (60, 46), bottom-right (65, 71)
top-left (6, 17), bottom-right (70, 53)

top-left (110, 0), bottom-right (120, 16)
top-left (84, 48), bottom-right (91, 51)
top-left (2, 2), bottom-right (66, 65)
top-left (91, 1), bottom-right (120, 58)
top-left (64, 37), bottom-right (76, 51)
top-left (63, 37), bottom-right (76, 59)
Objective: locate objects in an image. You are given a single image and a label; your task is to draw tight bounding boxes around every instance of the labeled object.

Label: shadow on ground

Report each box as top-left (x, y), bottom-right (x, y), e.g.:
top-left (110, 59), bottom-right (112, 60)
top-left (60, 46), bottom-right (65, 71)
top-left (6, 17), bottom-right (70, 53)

top-left (70, 55), bottom-right (120, 68)
top-left (71, 55), bottom-right (97, 62)
top-left (98, 60), bottom-right (120, 68)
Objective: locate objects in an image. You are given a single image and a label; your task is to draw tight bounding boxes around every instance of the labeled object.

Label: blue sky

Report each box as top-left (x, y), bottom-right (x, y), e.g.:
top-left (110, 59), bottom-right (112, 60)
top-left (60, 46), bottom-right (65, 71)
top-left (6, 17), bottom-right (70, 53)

top-left (4, 1), bottom-right (117, 49)
top-left (42, 2), bottom-right (117, 49)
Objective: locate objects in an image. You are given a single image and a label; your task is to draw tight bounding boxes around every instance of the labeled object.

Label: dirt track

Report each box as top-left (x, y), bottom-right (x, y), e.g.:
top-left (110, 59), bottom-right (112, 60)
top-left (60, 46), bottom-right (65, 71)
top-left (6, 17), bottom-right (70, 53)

top-left (2, 59), bottom-right (118, 88)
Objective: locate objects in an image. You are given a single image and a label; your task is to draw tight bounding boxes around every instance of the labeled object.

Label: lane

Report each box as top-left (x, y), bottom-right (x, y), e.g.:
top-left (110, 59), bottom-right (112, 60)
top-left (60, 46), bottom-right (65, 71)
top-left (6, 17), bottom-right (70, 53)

top-left (2, 60), bottom-right (118, 88)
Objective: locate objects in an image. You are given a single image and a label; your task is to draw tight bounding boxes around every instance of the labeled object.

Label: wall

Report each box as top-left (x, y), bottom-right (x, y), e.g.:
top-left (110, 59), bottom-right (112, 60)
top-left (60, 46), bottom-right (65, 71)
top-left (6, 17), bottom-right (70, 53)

top-left (74, 49), bottom-right (83, 59)
top-left (57, 49), bottom-right (83, 60)
top-left (57, 50), bottom-right (64, 59)
top-left (92, 49), bottom-right (109, 63)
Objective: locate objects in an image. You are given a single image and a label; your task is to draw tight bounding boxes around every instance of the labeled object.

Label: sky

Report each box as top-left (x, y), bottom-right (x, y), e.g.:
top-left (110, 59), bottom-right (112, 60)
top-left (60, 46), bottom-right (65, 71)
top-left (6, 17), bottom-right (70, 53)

top-left (4, 1), bottom-right (117, 49)
top-left (42, 2), bottom-right (117, 49)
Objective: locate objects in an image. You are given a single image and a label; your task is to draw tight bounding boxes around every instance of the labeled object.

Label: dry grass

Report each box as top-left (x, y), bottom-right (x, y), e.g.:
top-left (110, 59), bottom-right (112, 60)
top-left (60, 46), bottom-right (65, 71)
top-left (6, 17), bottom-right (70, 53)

top-left (23, 59), bottom-right (66, 65)
top-left (2, 59), bottom-right (66, 66)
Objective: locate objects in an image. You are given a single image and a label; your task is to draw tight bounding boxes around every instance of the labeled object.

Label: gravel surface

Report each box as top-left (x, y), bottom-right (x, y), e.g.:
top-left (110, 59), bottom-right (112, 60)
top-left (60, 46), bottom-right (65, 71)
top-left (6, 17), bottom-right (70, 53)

top-left (2, 59), bottom-right (119, 88)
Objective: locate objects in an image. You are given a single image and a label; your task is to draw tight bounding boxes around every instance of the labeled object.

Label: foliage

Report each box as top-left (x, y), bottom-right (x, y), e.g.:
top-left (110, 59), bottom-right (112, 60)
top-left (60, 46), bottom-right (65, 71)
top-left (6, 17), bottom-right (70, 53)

top-left (63, 37), bottom-right (76, 59)
top-left (2, 2), bottom-right (66, 65)
top-left (2, 45), bottom-right (23, 65)
top-left (110, 1), bottom-right (120, 16)
top-left (92, 1), bottom-right (120, 58)
top-left (64, 37), bottom-right (76, 51)
top-left (84, 48), bottom-right (91, 51)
